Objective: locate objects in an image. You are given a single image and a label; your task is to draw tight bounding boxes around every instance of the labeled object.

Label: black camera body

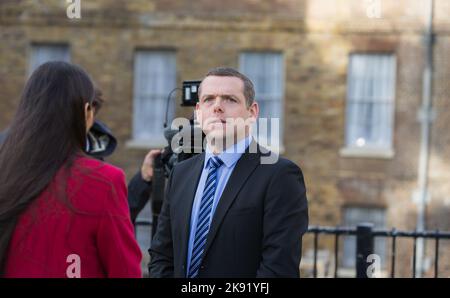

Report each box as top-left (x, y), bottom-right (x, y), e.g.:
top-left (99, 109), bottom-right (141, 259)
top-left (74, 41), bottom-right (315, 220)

top-left (159, 119), bottom-right (204, 177)
top-left (150, 81), bottom-right (203, 235)
top-left (160, 79), bottom-right (204, 177)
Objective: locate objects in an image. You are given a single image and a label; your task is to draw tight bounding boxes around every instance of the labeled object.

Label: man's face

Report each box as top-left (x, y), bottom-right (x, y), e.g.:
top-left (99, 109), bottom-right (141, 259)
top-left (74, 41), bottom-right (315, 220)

top-left (196, 76), bottom-right (258, 144)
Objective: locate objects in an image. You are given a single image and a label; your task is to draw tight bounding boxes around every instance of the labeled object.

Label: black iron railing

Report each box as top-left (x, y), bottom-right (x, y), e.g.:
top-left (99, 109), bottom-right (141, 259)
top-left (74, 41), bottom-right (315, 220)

top-left (306, 223), bottom-right (450, 278)
top-left (134, 219), bottom-right (450, 278)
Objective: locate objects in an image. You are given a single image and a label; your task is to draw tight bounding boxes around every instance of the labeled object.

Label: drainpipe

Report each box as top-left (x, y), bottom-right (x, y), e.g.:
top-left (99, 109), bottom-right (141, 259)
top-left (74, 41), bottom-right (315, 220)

top-left (413, 0), bottom-right (435, 278)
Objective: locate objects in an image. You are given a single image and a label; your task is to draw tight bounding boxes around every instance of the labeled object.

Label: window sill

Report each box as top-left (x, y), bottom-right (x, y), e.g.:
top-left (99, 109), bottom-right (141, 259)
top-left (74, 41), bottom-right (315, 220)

top-left (125, 138), bottom-right (168, 149)
top-left (339, 147), bottom-right (395, 159)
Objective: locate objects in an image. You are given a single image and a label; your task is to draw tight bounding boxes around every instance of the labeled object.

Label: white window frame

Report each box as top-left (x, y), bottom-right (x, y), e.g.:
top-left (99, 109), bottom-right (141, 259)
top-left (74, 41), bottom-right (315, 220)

top-left (342, 206), bottom-right (387, 269)
top-left (29, 44), bottom-right (70, 75)
top-left (340, 53), bottom-right (397, 159)
top-left (239, 51), bottom-right (285, 153)
top-left (127, 50), bottom-right (176, 149)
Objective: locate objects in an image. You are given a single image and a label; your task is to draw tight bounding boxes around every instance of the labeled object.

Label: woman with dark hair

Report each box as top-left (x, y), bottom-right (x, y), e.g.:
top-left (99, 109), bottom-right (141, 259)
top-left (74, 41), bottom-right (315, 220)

top-left (0, 61), bottom-right (142, 277)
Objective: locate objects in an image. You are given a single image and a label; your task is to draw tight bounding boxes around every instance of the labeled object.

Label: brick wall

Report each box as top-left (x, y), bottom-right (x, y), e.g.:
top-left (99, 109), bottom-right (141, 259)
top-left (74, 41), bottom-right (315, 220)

top-left (1, 0), bottom-right (449, 276)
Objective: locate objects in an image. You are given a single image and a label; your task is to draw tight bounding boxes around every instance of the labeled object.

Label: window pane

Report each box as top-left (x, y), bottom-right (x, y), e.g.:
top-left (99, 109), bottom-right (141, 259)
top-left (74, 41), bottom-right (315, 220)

top-left (342, 207), bottom-right (387, 268)
top-left (133, 51), bottom-right (176, 141)
top-left (239, 52), bottom-right (284, 148)
top-left (345, 54), bottom-right (396, 149)
top-left (29, 44), bottom-right (70, 74)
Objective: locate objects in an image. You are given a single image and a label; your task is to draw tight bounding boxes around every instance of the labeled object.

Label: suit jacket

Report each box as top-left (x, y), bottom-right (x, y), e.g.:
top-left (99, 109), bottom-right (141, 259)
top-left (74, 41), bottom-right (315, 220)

top-left (149, 143), bottom-right (308, 278)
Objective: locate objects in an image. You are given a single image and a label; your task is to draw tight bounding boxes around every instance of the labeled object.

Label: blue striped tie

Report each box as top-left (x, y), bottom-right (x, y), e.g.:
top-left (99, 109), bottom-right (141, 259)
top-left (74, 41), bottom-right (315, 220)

top-left (187, 156), bottom-right (223, 278)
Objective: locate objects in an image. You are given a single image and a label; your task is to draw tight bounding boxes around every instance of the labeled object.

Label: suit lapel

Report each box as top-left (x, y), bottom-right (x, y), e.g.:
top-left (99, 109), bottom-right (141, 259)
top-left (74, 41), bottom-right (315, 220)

top-left (201, 146), bottom-right (261, 258)
top-left (178, 153), bottom-right (205, 272)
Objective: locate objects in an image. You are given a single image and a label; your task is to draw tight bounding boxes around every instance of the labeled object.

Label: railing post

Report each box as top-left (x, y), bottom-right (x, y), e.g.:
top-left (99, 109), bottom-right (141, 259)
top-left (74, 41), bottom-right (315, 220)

top-left (356, 223), bottom-right (374, 278)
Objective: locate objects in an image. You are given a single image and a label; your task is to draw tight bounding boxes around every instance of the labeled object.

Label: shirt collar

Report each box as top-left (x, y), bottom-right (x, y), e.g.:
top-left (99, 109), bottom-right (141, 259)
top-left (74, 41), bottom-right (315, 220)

top-left (204, 135), bottom-right (252, 169)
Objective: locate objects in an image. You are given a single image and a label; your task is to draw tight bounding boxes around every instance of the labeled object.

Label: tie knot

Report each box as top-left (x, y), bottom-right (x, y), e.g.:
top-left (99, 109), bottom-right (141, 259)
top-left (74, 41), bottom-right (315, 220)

top-left (208, 156), bottom-right (223, 169)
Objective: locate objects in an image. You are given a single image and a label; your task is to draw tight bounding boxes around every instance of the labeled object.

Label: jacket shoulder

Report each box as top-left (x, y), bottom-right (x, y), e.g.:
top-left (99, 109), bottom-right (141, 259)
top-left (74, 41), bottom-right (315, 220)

top-left (171, 153), bottom-right (204, 172)
top-left (72, 156), bottom-right (126, 186)
top-left (258, 154), bottom-right (303, 176)
top-left (67, 156), bottom-right (127, 214)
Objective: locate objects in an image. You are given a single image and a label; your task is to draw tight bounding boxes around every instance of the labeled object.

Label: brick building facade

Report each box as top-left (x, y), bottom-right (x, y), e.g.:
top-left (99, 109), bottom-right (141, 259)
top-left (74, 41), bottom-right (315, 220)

top-left (1, 0), bottom-right (449, 277)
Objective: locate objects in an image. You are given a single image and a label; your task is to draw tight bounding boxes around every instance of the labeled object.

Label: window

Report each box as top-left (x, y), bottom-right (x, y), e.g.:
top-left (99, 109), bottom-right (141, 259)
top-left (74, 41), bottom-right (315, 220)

top-left (342, 207), bottom-right (386, 268)
top-left (29, 44), bottom-right (70, 74)
top-left (239, 52), bottom-right (284, 151)
top-left (131, 51), bottom-right (176, 146)
top-left (344, 53), bottom-right (396, 153)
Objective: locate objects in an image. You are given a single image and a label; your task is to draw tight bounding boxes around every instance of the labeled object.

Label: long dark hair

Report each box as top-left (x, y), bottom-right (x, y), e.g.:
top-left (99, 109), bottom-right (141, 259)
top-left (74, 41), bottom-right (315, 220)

top-left (0, 61), bottom-right (96, 273)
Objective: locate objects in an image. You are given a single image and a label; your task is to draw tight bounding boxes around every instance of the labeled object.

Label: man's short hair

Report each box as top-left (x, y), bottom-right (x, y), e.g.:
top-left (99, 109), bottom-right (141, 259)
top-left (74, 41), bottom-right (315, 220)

top-left (199, 67), bottom-right (255, 107)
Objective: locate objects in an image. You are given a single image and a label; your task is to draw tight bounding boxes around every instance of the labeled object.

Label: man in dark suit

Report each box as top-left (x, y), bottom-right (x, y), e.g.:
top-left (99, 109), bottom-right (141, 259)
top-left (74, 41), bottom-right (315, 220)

top-left (149, 67), bottom-right (308, 278)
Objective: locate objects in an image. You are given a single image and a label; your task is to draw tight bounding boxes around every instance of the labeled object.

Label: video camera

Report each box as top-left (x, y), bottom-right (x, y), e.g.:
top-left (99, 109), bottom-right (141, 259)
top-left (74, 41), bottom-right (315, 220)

top-left (158, 80), bottom-right (204, 177)
top-left (151, 80), bottom-right (204, 235)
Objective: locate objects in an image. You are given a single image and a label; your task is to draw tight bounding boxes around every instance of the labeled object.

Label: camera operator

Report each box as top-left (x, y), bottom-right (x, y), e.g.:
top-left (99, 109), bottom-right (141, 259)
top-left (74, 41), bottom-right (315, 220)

top-left (128, 149), bottom-right (161, 223)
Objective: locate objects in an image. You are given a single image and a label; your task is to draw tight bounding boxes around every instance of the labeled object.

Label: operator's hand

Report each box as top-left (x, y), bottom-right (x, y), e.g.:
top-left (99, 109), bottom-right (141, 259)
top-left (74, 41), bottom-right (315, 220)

top-left (141, 149), bottom-right (162, 182)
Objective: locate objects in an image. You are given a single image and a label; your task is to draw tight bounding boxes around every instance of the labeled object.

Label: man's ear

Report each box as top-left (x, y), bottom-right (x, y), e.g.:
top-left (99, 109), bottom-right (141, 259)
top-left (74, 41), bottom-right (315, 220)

top-left (249, 101), bottom-right (259, 119)
top-left (195, 103), bottom-right (201, 122)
